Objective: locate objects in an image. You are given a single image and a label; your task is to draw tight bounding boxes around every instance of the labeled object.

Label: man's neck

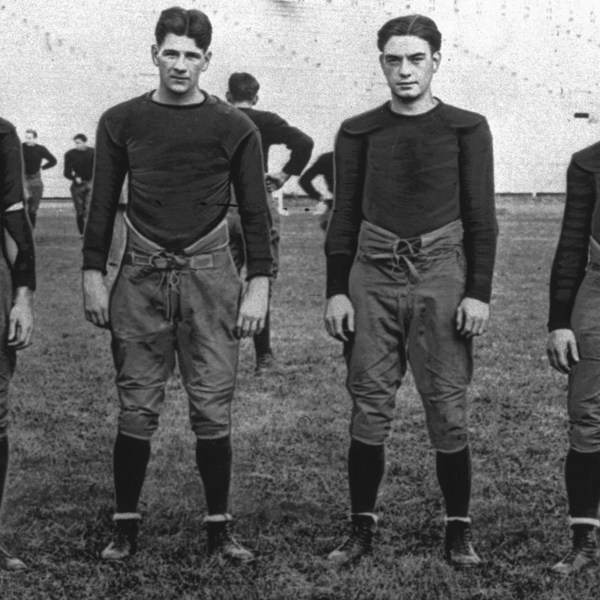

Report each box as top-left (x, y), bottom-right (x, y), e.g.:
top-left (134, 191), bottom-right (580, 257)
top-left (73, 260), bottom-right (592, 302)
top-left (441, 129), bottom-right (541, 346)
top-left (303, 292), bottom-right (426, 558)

top-left (230, 101), bottom-right (254, 109)
top-left (153, 85), bottom-right (205, 106)
top-left (389, 92), bottom-right (438, 116)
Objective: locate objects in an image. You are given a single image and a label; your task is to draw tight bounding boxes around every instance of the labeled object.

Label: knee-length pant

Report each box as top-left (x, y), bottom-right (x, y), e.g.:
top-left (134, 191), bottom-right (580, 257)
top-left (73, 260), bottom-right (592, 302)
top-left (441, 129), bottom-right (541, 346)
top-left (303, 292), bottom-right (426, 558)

top-left (0, 246), bottom-right (15, 439)
top-left (346, 219), bottom-right (473, 452)
top-left (109, 219), bottom-right (242, 440)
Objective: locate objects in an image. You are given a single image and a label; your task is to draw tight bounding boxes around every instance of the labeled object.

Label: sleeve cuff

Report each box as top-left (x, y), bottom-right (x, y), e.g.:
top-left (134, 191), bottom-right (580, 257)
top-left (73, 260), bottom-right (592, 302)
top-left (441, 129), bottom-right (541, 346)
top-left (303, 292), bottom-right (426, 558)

top-left (13, 271), bottom-right (36, 291)
top-left (326, 254), bottom-right (354, 298)
top-left (246, 258), bottom-right (273, 280)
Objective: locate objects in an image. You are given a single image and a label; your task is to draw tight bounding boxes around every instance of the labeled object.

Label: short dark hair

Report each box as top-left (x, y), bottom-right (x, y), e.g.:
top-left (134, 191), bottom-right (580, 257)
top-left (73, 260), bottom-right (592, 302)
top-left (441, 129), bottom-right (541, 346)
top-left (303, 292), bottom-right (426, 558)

top-left (73, 133), bottom-right (87, 143)
top-left (155, 6), bottom-right (212, 51)
top-left (25, 129), bottom-right (37, 138)
top-left (227, 72), bottom-right (260, 103)
top-left (377, 14), bottom-right (442, 53)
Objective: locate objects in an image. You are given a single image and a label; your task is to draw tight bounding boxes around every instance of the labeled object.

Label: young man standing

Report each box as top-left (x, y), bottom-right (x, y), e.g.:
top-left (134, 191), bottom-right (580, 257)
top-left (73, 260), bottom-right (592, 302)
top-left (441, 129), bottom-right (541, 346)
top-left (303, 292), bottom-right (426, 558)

top-left (63, 133), bottom-right (94, 235)
top-left (547, 142), bottom-right (600, 575)
top-left (0, 118), bottom-right (35, 570)
top-left (21, 129), bottom-right (57, 229)
top-left (324, 15), bottom-right (497, 567)
top-left (82, 7), bottom-right (272, 562)
top-left (226, 72), bottom-right (313, 375)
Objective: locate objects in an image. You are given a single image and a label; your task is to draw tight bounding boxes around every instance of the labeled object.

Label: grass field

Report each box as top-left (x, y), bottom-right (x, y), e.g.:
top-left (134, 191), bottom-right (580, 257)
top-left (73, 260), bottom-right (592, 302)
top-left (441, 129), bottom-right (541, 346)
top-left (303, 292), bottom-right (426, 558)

top-left (0, 198), bottom-right (598, 599)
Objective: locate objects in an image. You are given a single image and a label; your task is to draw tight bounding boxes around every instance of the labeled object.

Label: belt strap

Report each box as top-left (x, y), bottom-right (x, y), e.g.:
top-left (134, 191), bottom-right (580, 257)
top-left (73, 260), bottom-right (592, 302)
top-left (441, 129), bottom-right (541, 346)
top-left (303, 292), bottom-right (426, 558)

top-left (124, 250), bottom-right (215, 270)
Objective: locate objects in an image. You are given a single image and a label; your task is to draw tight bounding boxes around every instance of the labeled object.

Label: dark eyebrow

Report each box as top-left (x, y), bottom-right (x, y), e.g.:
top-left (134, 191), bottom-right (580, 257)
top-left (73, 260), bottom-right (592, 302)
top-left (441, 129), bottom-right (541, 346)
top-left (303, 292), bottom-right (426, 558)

top-left (384, 52), bottom-right (426, 60)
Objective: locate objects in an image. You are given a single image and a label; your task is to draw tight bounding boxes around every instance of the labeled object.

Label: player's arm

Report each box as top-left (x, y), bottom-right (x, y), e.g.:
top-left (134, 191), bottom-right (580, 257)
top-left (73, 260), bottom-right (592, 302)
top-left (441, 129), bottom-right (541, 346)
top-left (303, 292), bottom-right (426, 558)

top-left (324, 127), bottom-right (366, 341)
top-left (231, 129), bottom-right (272, 338)
top-left (63, 151), bottom-right (73, 180)
top-left (82, 114), bottom-right (128, 328)
top-left (40, 146), bottom-right (58, 170)
top-left (1, 127), bottom-right (35, 349)
top-left (456, 118), bottom-right (497, 337)
top-left (546, 159), bottom-right (596, 373)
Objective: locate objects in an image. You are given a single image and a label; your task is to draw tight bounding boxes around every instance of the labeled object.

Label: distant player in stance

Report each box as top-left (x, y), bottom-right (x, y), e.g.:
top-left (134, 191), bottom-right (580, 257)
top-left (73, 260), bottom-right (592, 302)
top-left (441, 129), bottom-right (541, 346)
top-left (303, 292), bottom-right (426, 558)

top-left (82, 7), bottom-right (272, 562)
top-left (547, 142), bottom-right (600, 574)
top-left (63, 133), bottom-right (94, 235)
top-left (298, 151), bottom-right (334, 231)
top-left (324, 15), bottom-right (497, 567)
top-left (0, 118), bottom-right (35, 569)
top-left (21, 129), bottom-right (57, 229)
top-left (226, 72), bottom-right (313, 375)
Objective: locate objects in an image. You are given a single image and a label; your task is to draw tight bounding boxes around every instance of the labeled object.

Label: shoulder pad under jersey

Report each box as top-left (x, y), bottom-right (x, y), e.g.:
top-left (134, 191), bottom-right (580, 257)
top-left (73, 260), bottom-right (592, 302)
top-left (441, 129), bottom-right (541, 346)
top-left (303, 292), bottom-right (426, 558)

top-left (341, 104), bottom-right (388, 135)
top-left (572, 141), bottom-right (600, 173)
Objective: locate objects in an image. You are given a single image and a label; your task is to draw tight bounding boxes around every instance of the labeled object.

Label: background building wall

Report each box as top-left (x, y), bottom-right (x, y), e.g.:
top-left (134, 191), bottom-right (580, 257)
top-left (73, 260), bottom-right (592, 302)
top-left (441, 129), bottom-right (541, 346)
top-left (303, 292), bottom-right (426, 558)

top-left (1, 0), bottom-right (599, 195)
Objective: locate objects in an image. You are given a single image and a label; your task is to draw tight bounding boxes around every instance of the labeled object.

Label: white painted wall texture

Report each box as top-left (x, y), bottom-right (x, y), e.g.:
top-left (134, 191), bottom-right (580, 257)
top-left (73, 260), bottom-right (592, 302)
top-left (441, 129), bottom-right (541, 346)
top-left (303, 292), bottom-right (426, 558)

top-left (1, 0), bottom-right (599, 195)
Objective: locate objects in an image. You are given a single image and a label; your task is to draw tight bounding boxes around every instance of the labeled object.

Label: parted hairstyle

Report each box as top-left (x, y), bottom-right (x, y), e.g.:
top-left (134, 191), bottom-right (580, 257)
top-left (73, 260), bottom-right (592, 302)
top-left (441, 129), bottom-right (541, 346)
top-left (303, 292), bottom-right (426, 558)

top-left (227, 72), bottom-right (260, 103)
top-left (377, 14), bottom-right (442, 53)
top-left (73, 133), bottom-right (87, 142)
top-left (25, 129), bottom-right (37, 138)
top-left (155, 6), bottom-right (212, 51)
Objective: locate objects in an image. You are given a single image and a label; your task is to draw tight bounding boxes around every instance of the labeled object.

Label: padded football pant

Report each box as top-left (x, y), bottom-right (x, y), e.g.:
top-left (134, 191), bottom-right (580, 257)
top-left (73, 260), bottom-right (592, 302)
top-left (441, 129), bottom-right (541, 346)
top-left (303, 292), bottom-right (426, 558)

top-left (0, 245), bottom-right (15, 440)
top-left (110, 219), bottom-right (242, 440)
top-left (346, 219), bottom-right (473, 452)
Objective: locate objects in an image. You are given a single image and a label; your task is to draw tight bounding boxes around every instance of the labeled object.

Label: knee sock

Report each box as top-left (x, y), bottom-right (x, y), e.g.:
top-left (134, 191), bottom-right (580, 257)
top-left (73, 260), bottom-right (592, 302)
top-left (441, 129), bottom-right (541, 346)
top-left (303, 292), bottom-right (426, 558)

top-left (0, 437), bottom-right (8, 509)
top-left (566, 448), bottom-right (600, 520)
top-left (196, 436), bottom-right (232, 515)
top-left (348, 439), bottom-right (385, 514)
top-left (436, 446), bottom-right (471, 518)
top-left (113, 433), bottom-right (151, 514)
top-left (253, 309), bottom-right (272, 357)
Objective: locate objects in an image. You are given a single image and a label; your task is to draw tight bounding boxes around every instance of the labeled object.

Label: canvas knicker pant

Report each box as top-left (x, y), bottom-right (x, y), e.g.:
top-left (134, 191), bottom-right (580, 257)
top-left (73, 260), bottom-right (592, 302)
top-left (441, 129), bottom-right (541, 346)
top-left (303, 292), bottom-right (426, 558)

top-left (346, 218), bottom-right (473, 452)
top-left (109, 218), bottom-right (243, 441)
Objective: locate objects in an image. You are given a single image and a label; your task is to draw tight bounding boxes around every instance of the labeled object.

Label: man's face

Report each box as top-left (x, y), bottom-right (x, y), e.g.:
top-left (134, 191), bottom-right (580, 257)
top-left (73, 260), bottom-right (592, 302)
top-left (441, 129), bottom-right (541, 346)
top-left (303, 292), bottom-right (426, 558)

top-left (152, 33), bottom-right (211, 99)
top-left (379, 35), bottom-right (440, 103)
top-left (74, 139), bottom-right (87, 150)
top-left (24, 132), bottom-right (36, 145)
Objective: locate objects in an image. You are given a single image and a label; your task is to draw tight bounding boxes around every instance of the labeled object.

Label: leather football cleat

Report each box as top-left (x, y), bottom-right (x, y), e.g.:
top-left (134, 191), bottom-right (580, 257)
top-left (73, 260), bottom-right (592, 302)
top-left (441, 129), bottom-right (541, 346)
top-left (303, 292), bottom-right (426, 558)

top-left (205, 514), bottom-right (255, 563)
top-left (101, 514), bottom-right (140, 561)
top-left (327, 514), bottom-right (377, 565)
top-left (444, 518), bottom-right (482, 568)
top-left (0, 544), bottom-right (27, 571)
top-left (254, 352), bottom-right (297, 376)
top-left (551, 524), bottom-right (598, 575)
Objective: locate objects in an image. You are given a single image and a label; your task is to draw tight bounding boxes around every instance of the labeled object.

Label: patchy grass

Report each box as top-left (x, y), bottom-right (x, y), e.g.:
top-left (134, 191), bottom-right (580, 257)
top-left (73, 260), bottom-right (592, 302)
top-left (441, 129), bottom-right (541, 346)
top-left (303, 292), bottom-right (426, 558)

top-left (0, 197), bottom-right (597, 599)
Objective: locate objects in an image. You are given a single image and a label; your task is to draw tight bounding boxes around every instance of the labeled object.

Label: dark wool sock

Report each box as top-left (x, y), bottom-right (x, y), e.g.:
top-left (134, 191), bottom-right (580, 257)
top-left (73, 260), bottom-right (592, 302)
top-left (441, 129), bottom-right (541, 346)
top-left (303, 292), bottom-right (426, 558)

top-left (348, 439), bottom-right (385, 514)
top-left (566, 448), bottom-right (600, 519)
top-left (0, 437), bottom-right (8, 508)
top-left (196, 436), bottom-right (232, 515)
top-left (253, 309), bottom-right (272, 357)
top-left (113, 433), bottom-right (151, 513)
top-left (436, 446), bottom-right (472, 518)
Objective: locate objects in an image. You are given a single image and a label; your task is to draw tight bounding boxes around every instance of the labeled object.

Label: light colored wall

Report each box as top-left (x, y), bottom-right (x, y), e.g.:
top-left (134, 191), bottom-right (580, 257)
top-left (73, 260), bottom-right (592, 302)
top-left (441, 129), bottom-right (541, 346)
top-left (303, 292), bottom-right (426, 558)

top-left (1, 0), bottom-right (599, 195)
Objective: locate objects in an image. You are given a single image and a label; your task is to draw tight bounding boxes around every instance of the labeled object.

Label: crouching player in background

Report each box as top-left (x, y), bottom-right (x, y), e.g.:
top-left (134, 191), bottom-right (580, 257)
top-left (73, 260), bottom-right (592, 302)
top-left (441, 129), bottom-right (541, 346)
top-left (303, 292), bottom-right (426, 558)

top-left (0, 118), bottom-right (35, 570)
top-left (547, 142), bottom-right (600, 575)
top-left (324, 15), bottom-right (497, 567)
top-left (81, 7), bottom-right (272, 563)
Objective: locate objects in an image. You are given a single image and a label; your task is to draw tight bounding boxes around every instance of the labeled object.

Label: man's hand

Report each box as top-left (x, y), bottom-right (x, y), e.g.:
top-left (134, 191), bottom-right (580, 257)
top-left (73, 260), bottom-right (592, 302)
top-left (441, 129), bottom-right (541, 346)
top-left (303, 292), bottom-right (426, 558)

top-left (75, 176), bottom-right (82, 185)
top-left (83, 269), bottom-right (110, 328)
top-left (265, 171), bottom-right (291, 193)
top-left (236, 276), bottom-right (269, 338)
top-left (324, 294), bottom-right (355, 342)
top-left (8, 287), bottom-right (34, 350)
top-left (547, 328), bottom-right (580, 374)
top-left (456, 297), bottom-right (489, 337)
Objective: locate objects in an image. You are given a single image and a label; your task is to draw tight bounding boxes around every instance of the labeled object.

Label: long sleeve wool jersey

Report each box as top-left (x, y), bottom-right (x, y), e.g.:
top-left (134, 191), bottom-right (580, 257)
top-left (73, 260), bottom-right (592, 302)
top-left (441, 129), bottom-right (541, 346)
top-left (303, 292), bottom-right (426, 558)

top-left (63, 147), bottom-right (95, 182)
top-left (22, 144), bottom-right (57, 175)
top-left (238, 107), bottom-right (313, 175)
top-left (0, 118), bottom-right (35, 290)
top-left (82, 92), bottom-right (272, 278)
top-left (548, 142), bottom-right (600, 331)
top-left (325, 100), bottom-right (497, 302)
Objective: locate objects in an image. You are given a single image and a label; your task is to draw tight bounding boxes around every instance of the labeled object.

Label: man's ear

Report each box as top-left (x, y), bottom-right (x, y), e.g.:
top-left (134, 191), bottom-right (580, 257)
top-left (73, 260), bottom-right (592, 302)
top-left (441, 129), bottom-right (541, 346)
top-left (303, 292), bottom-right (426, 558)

top-left (151, 44), bottom-right (159, 66)
top-left (251, 94), bottom-right (259, 106)
top-left (201, 50), bottom-right (212, 72)
top-left (432, 51), bottom-right (442, 73)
